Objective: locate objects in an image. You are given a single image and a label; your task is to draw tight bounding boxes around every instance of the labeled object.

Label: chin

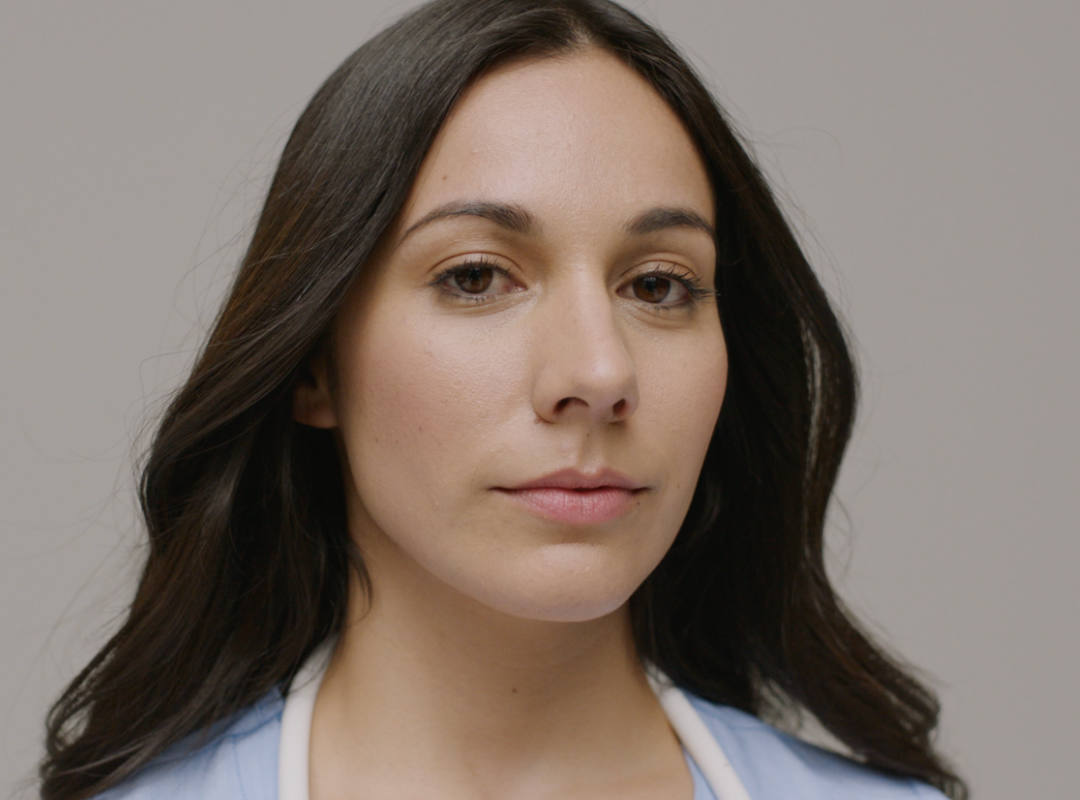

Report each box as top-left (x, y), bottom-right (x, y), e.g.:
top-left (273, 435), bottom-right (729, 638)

top-left (490, 594), bottom-right (633, 624)
top-left (469, 546), bottom-right (647, 623)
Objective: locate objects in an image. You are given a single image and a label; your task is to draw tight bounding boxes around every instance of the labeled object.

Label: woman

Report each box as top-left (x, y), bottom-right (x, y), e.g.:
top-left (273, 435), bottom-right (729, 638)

top-left (40, 1), bottom-right (967, 798)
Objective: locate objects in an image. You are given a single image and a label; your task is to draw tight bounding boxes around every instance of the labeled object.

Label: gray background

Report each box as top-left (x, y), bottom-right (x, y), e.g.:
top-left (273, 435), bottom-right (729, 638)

top-left (4, 1), bottom-right (1076, 797)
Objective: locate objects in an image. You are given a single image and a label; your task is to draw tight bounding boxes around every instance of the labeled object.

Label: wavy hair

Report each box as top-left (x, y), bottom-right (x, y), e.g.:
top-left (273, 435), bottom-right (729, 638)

top-left (41, 1), bottom-right (966, 797)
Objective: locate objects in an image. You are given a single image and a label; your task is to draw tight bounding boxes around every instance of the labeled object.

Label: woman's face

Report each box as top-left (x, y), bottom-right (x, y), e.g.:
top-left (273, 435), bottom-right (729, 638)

top-left (297, 47), bottom-right (727, 623)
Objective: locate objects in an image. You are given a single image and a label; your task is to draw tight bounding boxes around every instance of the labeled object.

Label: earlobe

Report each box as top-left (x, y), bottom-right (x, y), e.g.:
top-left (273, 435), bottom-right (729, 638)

top-left (292, 352), bottom-right (338, 429)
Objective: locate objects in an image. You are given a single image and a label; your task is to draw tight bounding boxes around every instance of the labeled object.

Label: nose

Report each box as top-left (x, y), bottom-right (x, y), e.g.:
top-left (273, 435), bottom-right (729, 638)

top-left (531, 270), bottom-right (639, 425)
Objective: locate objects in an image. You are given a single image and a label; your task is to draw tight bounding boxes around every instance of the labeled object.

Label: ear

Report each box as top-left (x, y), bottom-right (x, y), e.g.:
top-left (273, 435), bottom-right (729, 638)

top-left (292, 348), bottom-right (338, 429)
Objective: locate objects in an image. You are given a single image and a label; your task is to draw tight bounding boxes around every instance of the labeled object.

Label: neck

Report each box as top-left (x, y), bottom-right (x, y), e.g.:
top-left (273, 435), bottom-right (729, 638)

top-left (309, 534), bottom-right (687, 797)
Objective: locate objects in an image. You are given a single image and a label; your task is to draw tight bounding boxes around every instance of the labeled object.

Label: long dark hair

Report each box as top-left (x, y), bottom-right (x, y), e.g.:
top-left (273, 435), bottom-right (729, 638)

top-left (40, 1), bottom-right (967, 797)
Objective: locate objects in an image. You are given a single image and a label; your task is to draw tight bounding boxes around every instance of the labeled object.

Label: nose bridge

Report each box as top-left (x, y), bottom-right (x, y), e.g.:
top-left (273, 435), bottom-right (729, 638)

top-left (531, 264), bottom-right (639, 423)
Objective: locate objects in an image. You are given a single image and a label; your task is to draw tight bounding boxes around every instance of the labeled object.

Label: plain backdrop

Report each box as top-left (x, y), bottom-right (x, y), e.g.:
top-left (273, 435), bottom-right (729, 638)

top-left (3, 1), bottom-right (1077, 797)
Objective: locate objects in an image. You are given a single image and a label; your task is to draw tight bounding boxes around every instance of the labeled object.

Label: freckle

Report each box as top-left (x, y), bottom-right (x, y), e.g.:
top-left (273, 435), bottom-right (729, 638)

top-left (511, 687), bottom-right (518, 694)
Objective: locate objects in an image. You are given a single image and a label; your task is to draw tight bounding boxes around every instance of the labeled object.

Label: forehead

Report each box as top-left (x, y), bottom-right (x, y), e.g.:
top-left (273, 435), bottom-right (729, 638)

top-left (392, 47), bottom-right (715, 240)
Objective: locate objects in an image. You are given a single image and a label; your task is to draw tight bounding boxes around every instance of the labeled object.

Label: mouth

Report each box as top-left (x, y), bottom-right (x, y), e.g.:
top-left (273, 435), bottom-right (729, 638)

top-left (501, 466), bottom-right (646, 492)
top-left (492, 462), bottom-right (648, 524)
top-left (494, 466), bottom-right (649, 525)
top-left (493, 486), bottom-right (645, 525)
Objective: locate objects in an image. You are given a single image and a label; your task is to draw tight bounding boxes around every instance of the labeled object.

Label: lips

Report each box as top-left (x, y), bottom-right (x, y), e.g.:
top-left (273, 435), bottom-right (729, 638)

top-left (501, 467), bottom-right (645, 492)
top-left (494, 467), bottom-right (647, 524)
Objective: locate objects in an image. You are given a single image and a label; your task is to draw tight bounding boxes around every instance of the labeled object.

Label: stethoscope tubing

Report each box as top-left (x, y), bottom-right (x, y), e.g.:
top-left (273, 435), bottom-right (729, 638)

top-left (280, 642), bottom-right (752, 800)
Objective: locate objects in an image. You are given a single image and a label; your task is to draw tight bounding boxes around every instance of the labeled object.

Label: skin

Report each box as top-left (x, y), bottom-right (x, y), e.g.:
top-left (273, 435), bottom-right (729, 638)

top-left (293, 46), bottom-right (727, 799)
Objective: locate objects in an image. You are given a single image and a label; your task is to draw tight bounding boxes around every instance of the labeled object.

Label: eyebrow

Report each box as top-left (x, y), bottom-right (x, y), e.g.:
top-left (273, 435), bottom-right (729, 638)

top-left (396, 200), bottom-right (716, 247)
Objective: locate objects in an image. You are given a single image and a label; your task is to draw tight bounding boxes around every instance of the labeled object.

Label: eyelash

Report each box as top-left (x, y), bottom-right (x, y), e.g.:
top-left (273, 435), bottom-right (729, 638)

top-left (429, 257), bottom-right (715, 312)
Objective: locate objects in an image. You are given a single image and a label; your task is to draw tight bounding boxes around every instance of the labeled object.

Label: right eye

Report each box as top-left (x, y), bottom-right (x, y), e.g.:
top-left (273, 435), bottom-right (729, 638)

top-left (430, 258), bottom-right (519, 303)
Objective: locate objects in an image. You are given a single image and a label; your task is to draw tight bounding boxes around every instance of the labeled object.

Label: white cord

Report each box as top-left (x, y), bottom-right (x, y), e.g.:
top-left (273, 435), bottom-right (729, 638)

top-left (280, 646), bottom-right (752, 800)
top-left (278, 641), bottom-right (333, 800)
top-left (645, 664), bottom-right (753, 800)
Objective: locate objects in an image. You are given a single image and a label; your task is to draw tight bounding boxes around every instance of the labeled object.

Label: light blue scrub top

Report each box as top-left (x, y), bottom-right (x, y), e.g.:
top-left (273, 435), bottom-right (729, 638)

top-left (95, 684), bottom-right (947, 799)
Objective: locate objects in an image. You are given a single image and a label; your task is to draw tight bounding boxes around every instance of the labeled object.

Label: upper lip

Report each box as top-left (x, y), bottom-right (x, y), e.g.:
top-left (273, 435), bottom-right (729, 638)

top-left (499, 468), bottom-right (645, 491)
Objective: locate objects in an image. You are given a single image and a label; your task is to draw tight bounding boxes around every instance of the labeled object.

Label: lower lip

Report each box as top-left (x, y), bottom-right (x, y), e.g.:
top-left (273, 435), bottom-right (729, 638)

top-left (495, 487), bottom-right (641, 525)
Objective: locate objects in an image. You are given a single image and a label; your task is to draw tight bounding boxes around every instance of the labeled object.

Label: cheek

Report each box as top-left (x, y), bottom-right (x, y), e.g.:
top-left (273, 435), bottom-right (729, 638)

top-left (639, 334), bottom-right (727, 499)
top-left (336, 307), bottom-right (517, 501)
top-left (647, 336), bottom-right (728, 432)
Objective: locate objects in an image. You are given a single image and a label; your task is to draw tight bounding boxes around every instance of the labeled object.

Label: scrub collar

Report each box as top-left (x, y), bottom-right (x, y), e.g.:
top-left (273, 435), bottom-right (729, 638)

top-left (279, 640), bottom-right (751, 800)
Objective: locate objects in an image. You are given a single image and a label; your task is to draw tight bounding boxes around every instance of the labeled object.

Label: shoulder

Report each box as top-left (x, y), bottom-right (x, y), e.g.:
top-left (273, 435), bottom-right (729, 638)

top-left (682, 691), bottom-right (948, 800)
top-left (93, 689), bottom-right (283, 800)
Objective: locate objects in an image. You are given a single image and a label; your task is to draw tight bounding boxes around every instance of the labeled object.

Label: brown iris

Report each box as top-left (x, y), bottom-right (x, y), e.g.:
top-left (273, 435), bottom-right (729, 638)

top-left (633, 274), bottom-right (672, 303)
top-left (454, 265), bottom-right (494, 293)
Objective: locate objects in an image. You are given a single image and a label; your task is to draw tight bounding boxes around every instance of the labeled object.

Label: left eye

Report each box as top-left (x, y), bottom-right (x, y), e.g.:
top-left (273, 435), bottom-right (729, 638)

top-left (628, 273), bottom-right (689, 305)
